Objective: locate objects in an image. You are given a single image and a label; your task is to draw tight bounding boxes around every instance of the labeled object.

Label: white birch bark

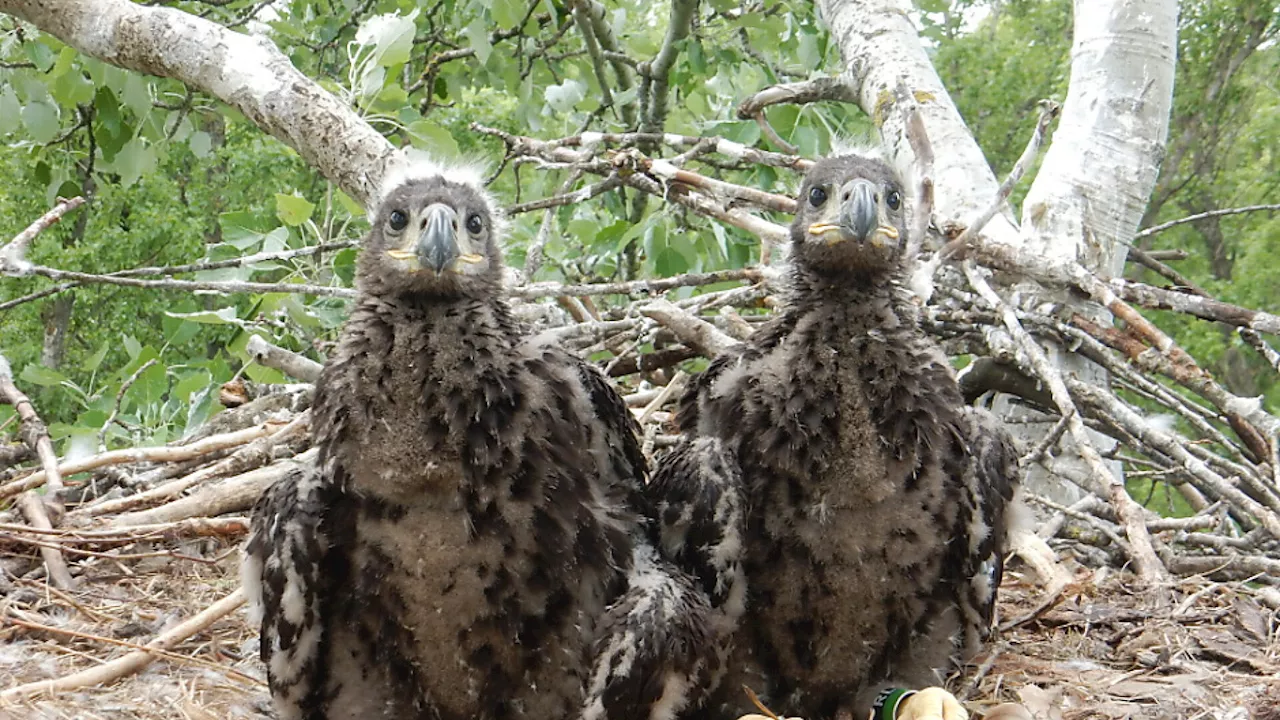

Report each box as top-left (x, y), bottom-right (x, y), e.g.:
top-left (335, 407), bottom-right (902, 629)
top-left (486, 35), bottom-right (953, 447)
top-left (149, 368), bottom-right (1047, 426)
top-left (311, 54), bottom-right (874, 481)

top-left (1021, 0), bottom-right (1178, 278)
top-left (817, 0), bottom-right (1179, 508)
top-left (1001, 0), bottom-right (1178, 503)
top-left (816, 0), bottom-right (1021, 248)
top-left (0, 0), bottom-right (398, 209)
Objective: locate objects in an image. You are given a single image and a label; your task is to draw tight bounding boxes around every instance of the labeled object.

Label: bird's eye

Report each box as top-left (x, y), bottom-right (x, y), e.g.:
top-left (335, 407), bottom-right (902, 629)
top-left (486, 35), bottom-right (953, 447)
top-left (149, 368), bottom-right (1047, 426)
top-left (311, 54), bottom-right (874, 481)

top-left (388, 210), bottom-right (408, 231)
top-left (466, 213), bottom-right (484, 235)
top-left (808, 186), bottom-right (827, 208)
top-left (886, 190), bottom-right (902, 211)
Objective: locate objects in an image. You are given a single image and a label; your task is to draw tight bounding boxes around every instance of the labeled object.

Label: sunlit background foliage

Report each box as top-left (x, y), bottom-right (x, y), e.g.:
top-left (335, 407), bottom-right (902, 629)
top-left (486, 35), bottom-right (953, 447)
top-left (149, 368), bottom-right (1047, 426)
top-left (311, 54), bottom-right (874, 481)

top-left (1, 0), bottom-right (1277, 487)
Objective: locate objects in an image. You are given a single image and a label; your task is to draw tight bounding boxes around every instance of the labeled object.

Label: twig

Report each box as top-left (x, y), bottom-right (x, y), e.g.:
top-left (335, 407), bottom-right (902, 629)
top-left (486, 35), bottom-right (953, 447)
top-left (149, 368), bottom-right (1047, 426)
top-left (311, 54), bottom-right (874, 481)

top-left (510, 267), bottom-right (770, 300)
top-left (1133, 203), bottom-right (1280, 240)
top-left (736, 75), bottom-right (859, 117)
top-left (246, 335), bottom-right (323, 383)
top-left (1, 611), bottom-right (261, 684)
top-left (962, 261), bottom-right (1169, 584)
top-left (507, 173), bottom-right (619, 216)
top-left (12, 265), bottom-right (356, 298)
top-left (639, 299), bottom-right (740, 358)
top-left (75, 412), bottom-right (307, 519)
top-left (0, 587), bottom-right (247, 701)
top-left (0, 197), bottom-right (87, 274)
top-left (937, 101), bottom-right (1060, 264)
top-left (114, 448), bottom-right (318, 526)
top-left (0, 354), bottom-right (74, 589)
top-left (750, 111), bottom-right (798, 154)
top-left (639, 0), bottom-right (699, 134)
top-left (98, 359), bottom-right (158, 451)
top-left (0, 423), bottom-right (279, 500)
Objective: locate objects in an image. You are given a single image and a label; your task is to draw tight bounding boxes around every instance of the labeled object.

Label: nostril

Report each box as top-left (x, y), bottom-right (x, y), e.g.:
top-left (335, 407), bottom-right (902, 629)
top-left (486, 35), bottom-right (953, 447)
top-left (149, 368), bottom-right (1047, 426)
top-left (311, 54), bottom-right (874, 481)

top-left (873, 193), bottom-right (880, 202)
top-left (842, 192), bottom-right (851, 202)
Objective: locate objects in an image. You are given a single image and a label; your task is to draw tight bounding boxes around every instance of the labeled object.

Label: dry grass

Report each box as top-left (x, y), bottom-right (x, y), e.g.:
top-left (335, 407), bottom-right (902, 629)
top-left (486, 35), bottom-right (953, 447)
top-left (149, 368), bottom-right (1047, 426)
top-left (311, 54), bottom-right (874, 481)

top-left (0, 540), bottom-right (268, 720)
top-left (3, 539), bottom-right (1277, 720)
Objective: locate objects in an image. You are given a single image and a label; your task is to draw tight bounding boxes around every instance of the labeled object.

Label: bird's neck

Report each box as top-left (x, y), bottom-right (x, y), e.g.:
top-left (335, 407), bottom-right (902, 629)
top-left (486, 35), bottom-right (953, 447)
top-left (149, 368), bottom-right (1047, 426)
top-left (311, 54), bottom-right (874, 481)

top-left (785, 264), bottom-right (916, 335)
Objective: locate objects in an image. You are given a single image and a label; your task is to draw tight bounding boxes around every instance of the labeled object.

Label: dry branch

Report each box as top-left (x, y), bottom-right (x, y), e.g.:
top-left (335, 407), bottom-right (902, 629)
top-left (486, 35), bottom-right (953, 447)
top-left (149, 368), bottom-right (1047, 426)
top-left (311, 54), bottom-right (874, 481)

top-left (0, 587), bottom-right (246, 702)
top-left (0, 422), bottom-right (280, 500)
top-left (0, 196), bottom-right (87, 274)
top-left (246, 335), bottom-right (324, 383)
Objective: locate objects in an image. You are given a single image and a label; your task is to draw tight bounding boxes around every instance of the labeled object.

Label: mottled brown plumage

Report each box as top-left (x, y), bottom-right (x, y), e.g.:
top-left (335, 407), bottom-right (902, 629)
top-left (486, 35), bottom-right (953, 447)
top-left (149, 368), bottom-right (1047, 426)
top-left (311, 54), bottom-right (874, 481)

top-left (650, 152), bottom-right (1018, 719)
top-left (243, 160), bottom-right (717, 720)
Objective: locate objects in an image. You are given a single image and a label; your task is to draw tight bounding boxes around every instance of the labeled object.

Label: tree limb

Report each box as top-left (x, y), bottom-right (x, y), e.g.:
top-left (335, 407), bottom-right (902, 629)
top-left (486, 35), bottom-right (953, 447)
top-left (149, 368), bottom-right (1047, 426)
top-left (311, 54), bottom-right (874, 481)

top-left (639, 0), bottom-right (699, 134)
top-left (0, 0), bottom-right (397, 208)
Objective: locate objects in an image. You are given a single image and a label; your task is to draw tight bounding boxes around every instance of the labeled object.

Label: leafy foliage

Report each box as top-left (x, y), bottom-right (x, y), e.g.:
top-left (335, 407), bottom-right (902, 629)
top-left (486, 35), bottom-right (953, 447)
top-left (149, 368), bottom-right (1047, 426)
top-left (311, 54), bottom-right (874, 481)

top-left (1, 0), bottom-right (1278, 516)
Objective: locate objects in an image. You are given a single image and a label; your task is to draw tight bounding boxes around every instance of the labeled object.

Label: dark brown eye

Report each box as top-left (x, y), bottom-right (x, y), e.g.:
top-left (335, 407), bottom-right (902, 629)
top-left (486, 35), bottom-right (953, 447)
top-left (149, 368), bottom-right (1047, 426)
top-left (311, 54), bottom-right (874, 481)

top-left (886, 190), bottom-right (902, 211)
top-left (808, 186), bottom-right (827, 208)
top-left (388, 210), bottom-right (408, 231)
top-left (466, 213), bottom-right (483, 234)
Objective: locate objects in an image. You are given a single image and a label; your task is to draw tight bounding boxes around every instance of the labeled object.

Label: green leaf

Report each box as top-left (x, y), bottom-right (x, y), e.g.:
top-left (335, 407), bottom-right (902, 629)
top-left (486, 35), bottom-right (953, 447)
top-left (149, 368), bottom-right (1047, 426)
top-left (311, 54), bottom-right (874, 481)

top-left (545, 78), bottom-right (586, 112)
top-left (465, 20), bottom-right (493, 65)
top-left (165, 307), bottom-right (243, 325)
top-left (24, 41), bottom-right (55, 72)
top-left (122, 73), bottom-right (152, 119)
top-left (21, 101), bottom-right (60, 144)
top-left (84, 342), bottom-right (111, 373)
top-left (336, 190), bottom-right (365, 217)
top-left (19, 364), bottom-right (69, 388)
top-left (355, 11), bottom-right (418, 67)
top-left (123, 335), bottom-right (142, 360)
top-left (0, 88), bottom-right (20, 135)
top-left (188, 130), bottom-right (212, 158)
top-left (276, 193), bottom-right (317, 227)
top-left (244, 364), bottom-right (288, 384)
top-left (406, 120), bottom-right (460, 157)
top-left (51, 67), bottom-right (95, 106)
top-left (113, 137), bottom-right (157, 187)
top-left (491, 0), bottom-right (524, 29)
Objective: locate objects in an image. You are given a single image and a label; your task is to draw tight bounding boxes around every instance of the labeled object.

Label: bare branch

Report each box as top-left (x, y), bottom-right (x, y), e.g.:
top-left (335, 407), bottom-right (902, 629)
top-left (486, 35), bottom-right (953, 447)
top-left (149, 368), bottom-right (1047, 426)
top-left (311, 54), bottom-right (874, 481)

top-left (246, 335), bottom-right (323, 383)
top-left (0, 197), bottom-right (87, 274)
top-left (639, 299), bottom-right (739, 358)
top-left (0, 587), bottom-right (247, 701)
top-left (736, 75), bottom-right (859, 118)
top-left (1134, 203), bottom-right (1280, 240)
top-left (938, 101), bottom-right (1060, 264)
top-left (962, 261), bottom-right (1169, 584)
top-left (640, 0), bottom-right (699, 134)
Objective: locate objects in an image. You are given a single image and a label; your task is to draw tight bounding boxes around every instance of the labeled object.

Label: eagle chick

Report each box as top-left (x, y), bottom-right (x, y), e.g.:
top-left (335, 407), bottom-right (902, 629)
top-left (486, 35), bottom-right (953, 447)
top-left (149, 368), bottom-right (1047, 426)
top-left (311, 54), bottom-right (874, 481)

top-left (650, 151), bottom-right (1019, 720)
top-left (242, 157), bottom-right (719, 720)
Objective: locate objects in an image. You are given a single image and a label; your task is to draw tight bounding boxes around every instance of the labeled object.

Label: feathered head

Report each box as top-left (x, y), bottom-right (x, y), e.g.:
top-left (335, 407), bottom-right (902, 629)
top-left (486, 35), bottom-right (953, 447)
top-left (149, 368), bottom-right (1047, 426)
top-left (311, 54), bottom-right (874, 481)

top-left (358, 152), bottom-right (505, 298)
top-left (789, 151), bottom-right (908, 279)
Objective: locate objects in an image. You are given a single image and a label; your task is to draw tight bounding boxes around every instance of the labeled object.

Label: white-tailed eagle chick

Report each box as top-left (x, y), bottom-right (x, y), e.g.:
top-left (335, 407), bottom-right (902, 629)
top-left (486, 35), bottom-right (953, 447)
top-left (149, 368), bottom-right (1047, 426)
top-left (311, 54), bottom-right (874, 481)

top-left (242, 158), bottom-right (719, 720)
top-left (649, 151), bottom-right (1019, 720)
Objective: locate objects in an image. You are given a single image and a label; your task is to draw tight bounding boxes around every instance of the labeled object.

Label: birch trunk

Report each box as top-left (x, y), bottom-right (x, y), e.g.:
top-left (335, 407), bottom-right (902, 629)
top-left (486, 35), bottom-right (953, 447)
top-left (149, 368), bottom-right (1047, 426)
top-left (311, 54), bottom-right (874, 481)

top-left (818, 0), bottom-right (1179, 507)
top-left (999, 0), bottom-right (1179, 504)
top-left (0, 0), bottom-right (397, 208)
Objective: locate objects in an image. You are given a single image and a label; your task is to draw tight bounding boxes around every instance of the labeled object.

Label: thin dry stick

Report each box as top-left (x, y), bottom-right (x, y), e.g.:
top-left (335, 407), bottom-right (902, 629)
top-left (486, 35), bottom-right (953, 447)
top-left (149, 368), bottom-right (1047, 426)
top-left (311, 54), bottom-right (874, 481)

top-left (937, 100), bottom-right (1061, 264)
top-left (246, 335), bottom-right (323, 382)
top-left (98, 358), bottom-right (158, 451)
top-left (640, 299), bottom-right (740, 357)
top-left (962, 261), bottom-right (1169, 585)
top-left (0, 422), bottom-right (278, 500)
top-left (2, 613), bottom-right (261, 684)
top-left (1133, 203), bottom-right (1280, 240)
top-left (0, 587), bottom-right (247, 701)
top-left (0, 196), bottom-right (87, 273)
top-left (76, 412), bottom-right (308, 518)
top-left (0, 354), bottom-right (74, 589)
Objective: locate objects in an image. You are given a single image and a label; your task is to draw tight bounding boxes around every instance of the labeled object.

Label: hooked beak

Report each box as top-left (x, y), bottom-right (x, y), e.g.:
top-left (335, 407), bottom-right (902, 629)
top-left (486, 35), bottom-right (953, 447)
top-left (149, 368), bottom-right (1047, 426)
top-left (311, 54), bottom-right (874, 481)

top-left (418, 203), bottom-right (460, 273)
top-left (806, 179), bottom-right (900, 247)
top-left (842, 180), bottom-right (878, 243)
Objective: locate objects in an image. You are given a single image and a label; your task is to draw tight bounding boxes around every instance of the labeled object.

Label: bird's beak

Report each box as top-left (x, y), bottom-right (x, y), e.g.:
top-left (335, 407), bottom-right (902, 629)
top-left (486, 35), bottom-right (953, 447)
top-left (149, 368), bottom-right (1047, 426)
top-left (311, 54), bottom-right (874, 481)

top-left (417, 203), bottom-right (460, 273)
top-left (806, 179), bottom-right (899, 247)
